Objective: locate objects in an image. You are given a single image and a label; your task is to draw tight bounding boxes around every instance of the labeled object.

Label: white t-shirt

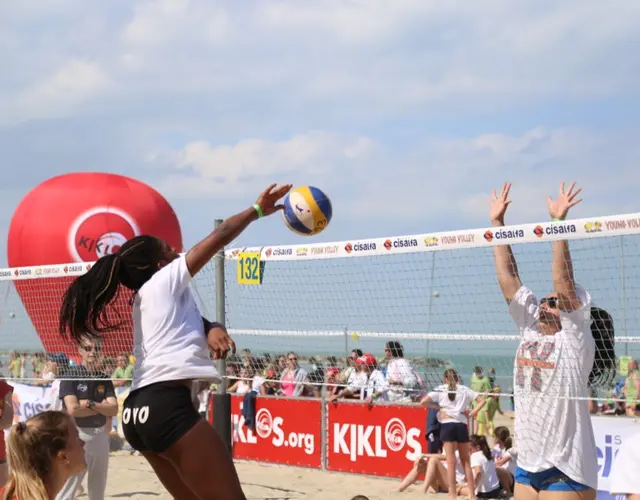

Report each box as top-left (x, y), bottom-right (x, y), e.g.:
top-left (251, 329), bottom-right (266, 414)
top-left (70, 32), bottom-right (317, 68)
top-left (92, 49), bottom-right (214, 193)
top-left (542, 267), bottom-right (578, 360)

top-left (510, 284), bottom-right (597, 489)
top-left (366, 369), bottom-right (389, 400)
top-left (131, 255), bottom-right (221, 391)
top-left (385, 358), bottom-right (418, 402)
top-left (346, 369), bottom-right (388, 400)
top-left (252, 375), bottom-right (265, 393)
top-left (470, 451), bottom-right (500, 493)
top-left (197, 389), bottom-right (209, 413)
top-left (493, 445), bottom-right (518, 475)
top-left (442, 449), bottom-right (465, 483)
top-left (346, 371), bottom-right (368, 397)
top-left (235, 381), bottom-right (251, 395)
top-left (610, 432), bottom-right (640, 495)
top-left (427, 384), bottom-right (477, 424)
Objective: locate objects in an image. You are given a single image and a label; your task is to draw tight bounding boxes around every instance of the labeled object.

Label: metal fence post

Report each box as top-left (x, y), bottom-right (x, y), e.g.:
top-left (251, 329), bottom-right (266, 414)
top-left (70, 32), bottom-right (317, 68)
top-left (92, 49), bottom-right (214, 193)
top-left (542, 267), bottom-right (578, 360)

top-left (215, 218), bottom-right (227, 393)
top-left (211, 218), bottom-right (232, 453)
top-left (321, 384), bottom-right (327, 470)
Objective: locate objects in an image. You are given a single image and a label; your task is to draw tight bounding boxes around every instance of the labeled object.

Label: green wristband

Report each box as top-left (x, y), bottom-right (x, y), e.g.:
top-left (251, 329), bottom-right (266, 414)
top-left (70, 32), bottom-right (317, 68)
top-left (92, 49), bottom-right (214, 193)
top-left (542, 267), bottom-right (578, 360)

top-left (552, 217), bottom-right (564, 222)
top-left (253, 204), bottom-right (264, 218)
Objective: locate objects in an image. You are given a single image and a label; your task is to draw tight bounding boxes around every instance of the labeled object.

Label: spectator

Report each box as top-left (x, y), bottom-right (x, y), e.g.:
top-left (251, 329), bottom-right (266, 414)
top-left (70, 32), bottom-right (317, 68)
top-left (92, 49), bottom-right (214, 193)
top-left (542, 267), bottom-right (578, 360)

top-left (492, 426), bottom-right (517, 495)
top-left (260, 370), bottom-right (280, 395)
top-left (471, 367), bottom-right (492, 395)
top-left (195, 381), bottom-right (211, 418)
top-left (31, 353), bottom-right (46, 380)
top-left (458, 435), bottom-right (501, 499)
top-left (488, 368), bottom-right (496, 387)
top-left (228, 367), bottom-right (253, 395)
top-left (624, 359), bottom-right (640, 417)
top-left (307, 357), bottom-right (325, 397)
top-left (470, 367), bottom-right (492, 433)
top-left (276, 355), bottom-right (287, 373)
top-left (1, 411), bottom-right (86, 500)
top-left (279, 352), bottom-right (310, 397)
top-left (325, 366), bottom-right (341, 399)
top-left (338, 350), bottom-right (362, 386)
top-left (384, 341), bottom-right (419, 403)
top-left (31, 359), bottom-right (58, 387)
top-left (111, 355), bottom-right (134, 388)
top-left (8, 352), bottom-right (22, 380)
top-left (0, 379), bottom-right (14, 488)
top-left (57, 339), bottom-right (118, 500)
top-left (475, 386), bottom-right (503, 437)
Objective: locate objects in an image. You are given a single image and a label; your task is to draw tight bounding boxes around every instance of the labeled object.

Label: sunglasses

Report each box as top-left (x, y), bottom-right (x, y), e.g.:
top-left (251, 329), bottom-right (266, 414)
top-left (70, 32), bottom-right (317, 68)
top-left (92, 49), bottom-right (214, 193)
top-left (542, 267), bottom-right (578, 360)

top-left (288, 357), bottom-right (297, 361)
top-left (540, 297), bottom-right (558, 309)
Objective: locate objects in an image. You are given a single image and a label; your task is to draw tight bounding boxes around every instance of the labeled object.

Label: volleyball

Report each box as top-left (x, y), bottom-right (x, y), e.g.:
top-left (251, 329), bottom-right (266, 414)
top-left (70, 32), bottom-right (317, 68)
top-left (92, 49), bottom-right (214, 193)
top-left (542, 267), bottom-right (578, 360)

top-left (282, 186), bottom-right (332, 236)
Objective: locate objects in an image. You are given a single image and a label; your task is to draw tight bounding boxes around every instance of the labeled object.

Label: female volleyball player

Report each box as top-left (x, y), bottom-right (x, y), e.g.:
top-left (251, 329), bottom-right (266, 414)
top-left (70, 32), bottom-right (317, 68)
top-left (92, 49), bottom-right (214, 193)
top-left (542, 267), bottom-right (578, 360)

top-left (421, 368), bottom-right (486, 500)
top-left (489, 181), bottom-right (613, 499)
top-left (1, 411), bottom-right (86, 500)
top-left (59, 183), bottom-right (292, 500)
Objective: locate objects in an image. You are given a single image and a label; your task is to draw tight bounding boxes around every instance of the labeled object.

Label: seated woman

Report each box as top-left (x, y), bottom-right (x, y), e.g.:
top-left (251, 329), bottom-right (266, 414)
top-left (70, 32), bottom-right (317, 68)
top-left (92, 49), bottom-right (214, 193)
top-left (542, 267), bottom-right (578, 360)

top-left (459, 435), bottom-right (501, 499)
top-left (1, 411), bottom-right (86, 500)
top-left (492, 426), bottom-right (518, 495)
top-left (397, 447), bottom-right (467, 494)
top-left (227, 366), bottom-right (253, 395)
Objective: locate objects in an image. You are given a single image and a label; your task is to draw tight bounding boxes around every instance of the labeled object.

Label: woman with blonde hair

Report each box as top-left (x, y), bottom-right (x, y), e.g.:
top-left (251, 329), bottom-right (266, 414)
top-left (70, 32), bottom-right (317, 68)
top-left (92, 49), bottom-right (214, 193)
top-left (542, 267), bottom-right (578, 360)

top-left (0, 379), bottom-right (14, 487)
top-left (1, 411), bottom-right (86, 500)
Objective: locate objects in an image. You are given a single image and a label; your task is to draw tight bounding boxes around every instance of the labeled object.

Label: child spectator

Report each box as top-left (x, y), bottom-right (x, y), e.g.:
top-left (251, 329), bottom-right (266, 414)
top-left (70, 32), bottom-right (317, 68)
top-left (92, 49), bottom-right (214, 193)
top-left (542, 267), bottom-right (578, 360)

top-left (459, 434), bottom-right (501, 499)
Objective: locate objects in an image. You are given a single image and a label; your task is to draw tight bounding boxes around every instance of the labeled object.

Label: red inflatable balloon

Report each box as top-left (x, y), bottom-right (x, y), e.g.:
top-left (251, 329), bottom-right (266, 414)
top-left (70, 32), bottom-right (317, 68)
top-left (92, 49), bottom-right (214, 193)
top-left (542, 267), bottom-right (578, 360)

top-left (7, 173), bottom-right (183, 359)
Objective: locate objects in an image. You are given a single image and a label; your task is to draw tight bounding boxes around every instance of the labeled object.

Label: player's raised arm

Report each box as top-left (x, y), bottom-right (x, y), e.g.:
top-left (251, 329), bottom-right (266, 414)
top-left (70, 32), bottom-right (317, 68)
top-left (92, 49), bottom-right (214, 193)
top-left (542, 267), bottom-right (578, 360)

top-left (547, 181), bottom-right (583, 312)
top-left (185, 183), bottom-right (292, 276)
top-left (489, 183), bottom-right (522, 303)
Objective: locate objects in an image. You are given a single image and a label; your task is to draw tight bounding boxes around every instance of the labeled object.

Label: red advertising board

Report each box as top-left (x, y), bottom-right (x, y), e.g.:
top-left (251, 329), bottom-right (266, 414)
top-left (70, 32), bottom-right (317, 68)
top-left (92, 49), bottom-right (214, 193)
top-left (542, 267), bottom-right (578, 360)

top-left (229, 395), bottom-right (322, 468)
top-left (327, 402), bottom-right (426, 477)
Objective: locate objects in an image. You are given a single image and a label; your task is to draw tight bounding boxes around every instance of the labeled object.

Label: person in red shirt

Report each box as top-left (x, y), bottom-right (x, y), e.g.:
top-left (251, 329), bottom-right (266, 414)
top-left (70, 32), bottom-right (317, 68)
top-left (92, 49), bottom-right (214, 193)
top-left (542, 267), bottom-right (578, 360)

top-left (0, 380), bottom-right (14, 488)
top-left (0, 411), bottom-right (85, 500)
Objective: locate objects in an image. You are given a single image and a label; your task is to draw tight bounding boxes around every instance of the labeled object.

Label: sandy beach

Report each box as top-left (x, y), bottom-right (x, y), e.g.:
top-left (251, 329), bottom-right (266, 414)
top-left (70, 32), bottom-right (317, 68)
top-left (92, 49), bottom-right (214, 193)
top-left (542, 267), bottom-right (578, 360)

top-left (102, 453), bottom-right (413, 499)
top-left (99, 414), bottom-right (514, 499)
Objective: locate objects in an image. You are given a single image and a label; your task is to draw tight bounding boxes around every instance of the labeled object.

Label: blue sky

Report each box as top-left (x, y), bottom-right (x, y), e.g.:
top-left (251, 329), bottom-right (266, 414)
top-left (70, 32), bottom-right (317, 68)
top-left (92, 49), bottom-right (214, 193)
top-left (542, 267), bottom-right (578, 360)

top-left (1, 1), bottom-right (640, 359)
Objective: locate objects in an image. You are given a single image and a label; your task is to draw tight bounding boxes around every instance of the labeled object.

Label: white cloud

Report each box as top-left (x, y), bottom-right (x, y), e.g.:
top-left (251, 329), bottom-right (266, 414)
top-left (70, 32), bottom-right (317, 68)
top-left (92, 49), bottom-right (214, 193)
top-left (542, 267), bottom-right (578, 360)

top-left (155, 132), bottom-right (374, 198)
top-left (0, 0), bottom-right (639, 253)
top-left (1, 59), bottom-right (111, 125)
top-left (0, 1), bottom-right (638, 126)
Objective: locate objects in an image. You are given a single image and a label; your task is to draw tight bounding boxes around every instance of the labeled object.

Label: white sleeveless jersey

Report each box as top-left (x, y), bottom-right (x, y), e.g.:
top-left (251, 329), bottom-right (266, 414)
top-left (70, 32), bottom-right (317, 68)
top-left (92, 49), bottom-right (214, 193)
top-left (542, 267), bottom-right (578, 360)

top-left (130, 255), bottom-right (221, 391)
top-left (509, 284), bottom-right (597, 489)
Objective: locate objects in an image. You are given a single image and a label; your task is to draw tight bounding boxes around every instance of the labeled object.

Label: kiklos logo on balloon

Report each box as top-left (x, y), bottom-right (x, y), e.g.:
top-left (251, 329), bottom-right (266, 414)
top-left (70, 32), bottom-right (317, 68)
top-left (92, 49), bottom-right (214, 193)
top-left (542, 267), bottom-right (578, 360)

top-left (68, 207), bottom-right (141, 262)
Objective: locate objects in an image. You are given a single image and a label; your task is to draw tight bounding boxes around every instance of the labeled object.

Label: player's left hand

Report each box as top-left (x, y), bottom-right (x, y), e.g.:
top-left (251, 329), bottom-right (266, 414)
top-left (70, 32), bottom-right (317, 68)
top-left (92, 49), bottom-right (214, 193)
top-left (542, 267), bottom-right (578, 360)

top-left (547, 181), bottom-right (582, 220)
top-left (206, 325), bottom-right (236, 360)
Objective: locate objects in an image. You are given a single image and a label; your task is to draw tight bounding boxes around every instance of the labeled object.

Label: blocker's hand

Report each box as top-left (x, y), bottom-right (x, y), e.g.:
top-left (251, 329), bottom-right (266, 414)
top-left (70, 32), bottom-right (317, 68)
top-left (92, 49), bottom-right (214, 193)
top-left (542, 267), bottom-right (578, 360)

top-left (206, 325), bottom-right (236, 360)
top-left (547, 181), bottom-right (582, 220)
top-left (489, 182), bottom-right (512, 224)
top-left (255, 183), bottom-right (293, 217)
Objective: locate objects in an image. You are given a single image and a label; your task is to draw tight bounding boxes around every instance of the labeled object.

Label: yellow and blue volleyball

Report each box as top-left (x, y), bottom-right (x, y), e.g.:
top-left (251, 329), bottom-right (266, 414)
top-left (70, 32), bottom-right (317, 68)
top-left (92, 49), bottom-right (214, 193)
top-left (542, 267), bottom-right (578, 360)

top-left (282, 186), bottom-right (332, 236)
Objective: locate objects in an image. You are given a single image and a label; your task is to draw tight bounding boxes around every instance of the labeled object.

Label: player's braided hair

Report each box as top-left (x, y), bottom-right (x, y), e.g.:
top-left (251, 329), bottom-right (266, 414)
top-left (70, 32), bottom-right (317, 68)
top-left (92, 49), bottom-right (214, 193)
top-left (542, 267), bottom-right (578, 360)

top-left (59, 235), bottom-right (165, 344)
top-left (589, 306), bottom-right (616, 388)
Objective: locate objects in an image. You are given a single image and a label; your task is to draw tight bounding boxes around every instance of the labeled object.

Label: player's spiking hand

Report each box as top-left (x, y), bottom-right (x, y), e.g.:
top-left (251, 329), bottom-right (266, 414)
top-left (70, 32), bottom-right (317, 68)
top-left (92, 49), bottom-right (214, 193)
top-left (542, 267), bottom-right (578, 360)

top-left (489, 182), bottom-right (512, 225)
top-left (255, 183), bottom-right (293, 217)
top-left (547, 181), bottom-right (582, 221)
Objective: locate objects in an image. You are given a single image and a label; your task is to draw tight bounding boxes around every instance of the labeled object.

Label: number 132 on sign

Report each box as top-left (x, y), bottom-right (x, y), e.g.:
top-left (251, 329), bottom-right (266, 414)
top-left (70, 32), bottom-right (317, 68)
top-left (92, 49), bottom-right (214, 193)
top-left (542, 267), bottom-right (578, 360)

top-left (237, 252), bottom-right (262, 285)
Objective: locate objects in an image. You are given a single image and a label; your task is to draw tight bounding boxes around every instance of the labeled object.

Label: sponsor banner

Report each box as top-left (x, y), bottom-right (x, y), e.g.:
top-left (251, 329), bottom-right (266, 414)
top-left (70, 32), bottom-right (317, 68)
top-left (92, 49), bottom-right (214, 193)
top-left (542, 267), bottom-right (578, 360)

top-left (0, 263), bottom-right (93, 282)
top-left (10, 382), bottom-right (60, 424)
top-left (221, 211), bottom-right (640, 262)
top-left (593, 415), bottom-right (640, 496)
top-left (326, 402), bottom-right (424, 477)
top-left (229, 395), bottom-right (322, 468)
top-left (2, 211), bottom-right (640, 274)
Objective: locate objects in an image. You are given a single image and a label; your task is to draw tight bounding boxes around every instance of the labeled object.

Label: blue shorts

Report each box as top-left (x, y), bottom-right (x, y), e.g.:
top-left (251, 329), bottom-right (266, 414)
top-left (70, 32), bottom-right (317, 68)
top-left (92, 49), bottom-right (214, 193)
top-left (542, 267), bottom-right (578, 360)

top-left (515, 467), bottom-right (591, 492)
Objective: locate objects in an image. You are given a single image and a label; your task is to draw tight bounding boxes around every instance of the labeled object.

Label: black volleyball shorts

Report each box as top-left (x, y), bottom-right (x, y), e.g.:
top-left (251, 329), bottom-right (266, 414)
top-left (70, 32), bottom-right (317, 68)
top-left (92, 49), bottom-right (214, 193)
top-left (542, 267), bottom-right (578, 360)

top-left (122, 381), bottom-right (202, 453)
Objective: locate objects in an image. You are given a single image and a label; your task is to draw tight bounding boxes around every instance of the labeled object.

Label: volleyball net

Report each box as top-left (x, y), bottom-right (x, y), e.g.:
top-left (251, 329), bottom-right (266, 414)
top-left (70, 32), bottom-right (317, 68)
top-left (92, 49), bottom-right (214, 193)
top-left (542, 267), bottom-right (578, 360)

top-left (1, 212), bottom-right (640, 402)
